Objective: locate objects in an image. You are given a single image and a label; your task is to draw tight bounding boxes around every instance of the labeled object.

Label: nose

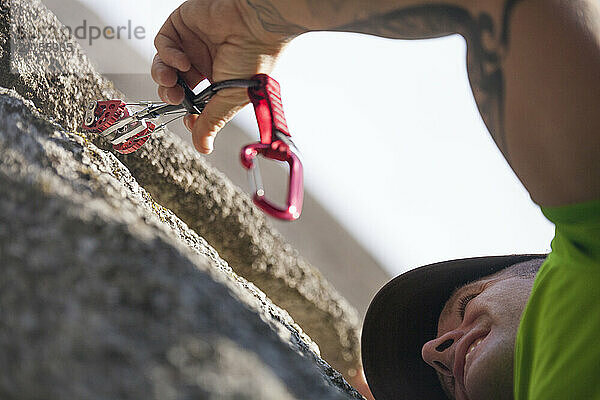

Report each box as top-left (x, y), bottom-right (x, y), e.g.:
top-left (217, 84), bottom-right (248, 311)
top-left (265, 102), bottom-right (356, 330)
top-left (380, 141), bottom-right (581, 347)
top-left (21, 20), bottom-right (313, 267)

top-left (421, 330), bottom-right (462, 376)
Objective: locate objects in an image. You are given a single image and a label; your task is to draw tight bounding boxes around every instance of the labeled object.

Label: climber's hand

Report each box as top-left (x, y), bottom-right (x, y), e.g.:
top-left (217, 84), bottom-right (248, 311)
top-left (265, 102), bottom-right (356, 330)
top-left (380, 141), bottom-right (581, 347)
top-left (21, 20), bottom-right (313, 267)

top-left (152, 0), bottom-right (298, 154)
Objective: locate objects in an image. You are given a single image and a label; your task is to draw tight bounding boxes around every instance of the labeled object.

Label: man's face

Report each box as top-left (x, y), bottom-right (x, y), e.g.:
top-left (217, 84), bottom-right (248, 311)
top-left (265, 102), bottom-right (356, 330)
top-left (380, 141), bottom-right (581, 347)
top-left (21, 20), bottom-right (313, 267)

top-left (421, 271), bottom-right (535, 400)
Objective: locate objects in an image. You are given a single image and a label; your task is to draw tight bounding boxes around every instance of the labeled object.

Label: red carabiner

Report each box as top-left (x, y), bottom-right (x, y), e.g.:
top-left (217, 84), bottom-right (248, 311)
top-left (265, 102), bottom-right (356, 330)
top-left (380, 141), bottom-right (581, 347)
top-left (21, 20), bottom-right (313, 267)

top-left (240, 74), bottom-right (304, 221)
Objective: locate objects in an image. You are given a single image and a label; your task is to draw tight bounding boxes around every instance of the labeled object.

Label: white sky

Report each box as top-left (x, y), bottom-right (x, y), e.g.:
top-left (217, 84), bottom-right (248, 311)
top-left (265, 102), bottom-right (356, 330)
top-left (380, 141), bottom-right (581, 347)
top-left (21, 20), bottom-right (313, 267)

top-left (43, 0), bottom-right (554, 275)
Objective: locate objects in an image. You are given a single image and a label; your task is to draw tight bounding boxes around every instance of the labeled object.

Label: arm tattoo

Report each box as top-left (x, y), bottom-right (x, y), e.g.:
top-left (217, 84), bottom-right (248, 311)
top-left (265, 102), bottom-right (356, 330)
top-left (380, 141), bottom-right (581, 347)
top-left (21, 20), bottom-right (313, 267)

top-left (336, 1), bottom-right (523, 155)
top-left (246, 0), bottom-right (306, 35)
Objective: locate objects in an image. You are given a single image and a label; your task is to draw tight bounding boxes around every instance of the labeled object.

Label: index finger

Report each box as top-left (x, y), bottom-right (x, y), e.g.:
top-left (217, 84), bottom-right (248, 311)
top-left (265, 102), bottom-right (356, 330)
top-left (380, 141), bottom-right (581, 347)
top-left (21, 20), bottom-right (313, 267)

top-left (151, 53), bottom-right (178, 87)
top-left (154, 11), bottom-right (191, 72)
top-left (152, 54), bottom-right (207, 90)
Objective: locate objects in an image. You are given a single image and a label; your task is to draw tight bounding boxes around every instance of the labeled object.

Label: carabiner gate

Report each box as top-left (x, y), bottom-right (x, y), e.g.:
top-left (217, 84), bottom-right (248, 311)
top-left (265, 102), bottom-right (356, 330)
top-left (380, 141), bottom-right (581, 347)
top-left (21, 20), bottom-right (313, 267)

top-left (239, 74), bottom-right (304, 221)
top-left (241, 137), bottom-right (303, 221)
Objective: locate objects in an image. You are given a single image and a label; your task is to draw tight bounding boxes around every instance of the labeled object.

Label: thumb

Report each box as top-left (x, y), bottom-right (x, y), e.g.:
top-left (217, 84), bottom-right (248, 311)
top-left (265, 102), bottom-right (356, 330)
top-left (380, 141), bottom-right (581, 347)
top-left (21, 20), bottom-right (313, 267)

top-left (189, 89), bottom-right (249, 154)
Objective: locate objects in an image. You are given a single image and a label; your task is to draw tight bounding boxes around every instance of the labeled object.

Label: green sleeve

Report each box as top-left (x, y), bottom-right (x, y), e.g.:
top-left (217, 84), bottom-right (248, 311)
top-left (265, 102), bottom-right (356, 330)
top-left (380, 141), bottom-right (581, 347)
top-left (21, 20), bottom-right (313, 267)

top-left (514, 200), bottom-right (600, 400)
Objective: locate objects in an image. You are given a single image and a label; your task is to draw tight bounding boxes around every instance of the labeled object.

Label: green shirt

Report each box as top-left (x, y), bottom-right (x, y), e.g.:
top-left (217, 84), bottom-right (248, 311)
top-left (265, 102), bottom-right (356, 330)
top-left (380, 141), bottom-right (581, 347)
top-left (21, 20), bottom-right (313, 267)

top-left (515, 200), bottom-right (600, 400)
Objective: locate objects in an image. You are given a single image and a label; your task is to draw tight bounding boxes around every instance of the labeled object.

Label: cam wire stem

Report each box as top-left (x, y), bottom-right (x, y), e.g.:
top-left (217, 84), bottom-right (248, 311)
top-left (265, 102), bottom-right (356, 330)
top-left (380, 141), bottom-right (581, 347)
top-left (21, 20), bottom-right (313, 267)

top-left (155, 114), bottom-right (187, 130)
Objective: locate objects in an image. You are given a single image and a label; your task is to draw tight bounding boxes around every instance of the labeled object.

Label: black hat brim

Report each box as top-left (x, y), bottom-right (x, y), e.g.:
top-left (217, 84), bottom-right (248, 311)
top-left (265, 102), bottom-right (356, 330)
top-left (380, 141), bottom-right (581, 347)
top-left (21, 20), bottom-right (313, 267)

top-left (361, 254), bottom-right (546, 400)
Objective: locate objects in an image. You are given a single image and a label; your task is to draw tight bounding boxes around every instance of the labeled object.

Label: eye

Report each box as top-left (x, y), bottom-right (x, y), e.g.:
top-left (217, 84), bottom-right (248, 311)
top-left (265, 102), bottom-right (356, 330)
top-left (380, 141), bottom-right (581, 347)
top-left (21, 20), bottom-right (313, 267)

top-left (457, 293), bottom-right (478, 319)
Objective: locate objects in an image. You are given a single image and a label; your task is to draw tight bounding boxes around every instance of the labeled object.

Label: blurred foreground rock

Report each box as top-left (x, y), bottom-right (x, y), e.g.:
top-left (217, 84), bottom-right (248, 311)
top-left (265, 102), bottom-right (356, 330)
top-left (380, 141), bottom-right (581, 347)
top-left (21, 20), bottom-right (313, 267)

top-left (0, 0), bottom-right (361, 378)
top-left (0, 88), bottom-right (362, 399)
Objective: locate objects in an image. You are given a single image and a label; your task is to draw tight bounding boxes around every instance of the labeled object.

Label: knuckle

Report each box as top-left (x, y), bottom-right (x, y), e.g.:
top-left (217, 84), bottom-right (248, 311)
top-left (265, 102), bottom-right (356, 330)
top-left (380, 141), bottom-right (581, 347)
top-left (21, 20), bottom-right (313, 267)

top-left (153, 34), bottom-right (163, 50)
top-left (157, 68), bottom-right (172, 85)
top-left (151, 65), bottom-right (165, 83)
top-left (205, 113), bottom-right (228, 132)
top-left (157, 86), bottom-right (170, 102)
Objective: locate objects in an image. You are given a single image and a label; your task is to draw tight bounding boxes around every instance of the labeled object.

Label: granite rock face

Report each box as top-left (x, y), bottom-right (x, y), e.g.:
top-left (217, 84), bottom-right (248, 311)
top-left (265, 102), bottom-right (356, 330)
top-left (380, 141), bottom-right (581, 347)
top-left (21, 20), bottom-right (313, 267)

top-left (0, 0), bottom-right (361, 376)
top-left (0, 88), bottom-right (363, 399)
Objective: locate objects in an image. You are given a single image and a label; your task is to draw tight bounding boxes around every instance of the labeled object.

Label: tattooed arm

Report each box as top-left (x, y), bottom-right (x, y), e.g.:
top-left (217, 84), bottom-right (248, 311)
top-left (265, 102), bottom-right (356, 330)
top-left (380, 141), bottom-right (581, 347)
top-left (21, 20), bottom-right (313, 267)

top-left (153, 0), bottom-right (599, 205)
top-left (242, 0), bottom-right (600, 206)
top-left (246, 0), bottom-right (515, 147)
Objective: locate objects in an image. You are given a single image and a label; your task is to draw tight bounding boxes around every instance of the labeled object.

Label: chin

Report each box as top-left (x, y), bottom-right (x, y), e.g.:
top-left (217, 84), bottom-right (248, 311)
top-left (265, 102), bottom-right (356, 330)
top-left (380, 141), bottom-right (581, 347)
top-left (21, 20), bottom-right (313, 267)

top-left (464, 341), bottom-right (513, 400)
